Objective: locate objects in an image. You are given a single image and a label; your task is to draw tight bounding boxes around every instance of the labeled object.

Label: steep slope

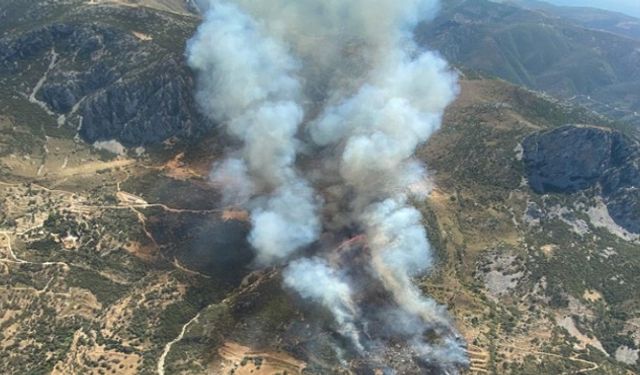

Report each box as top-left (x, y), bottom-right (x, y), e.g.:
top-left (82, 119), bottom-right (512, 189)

top-left (420, 78), bottom-right (640, 374)
top-left (87, 0), bottom-right (199, 16)
top-left (142, 77), bottom-right (640, 374)
top-left (0, 1), bottom-right (639, 374)
top-left (523, 125), bottom-right (640, 233)
top-left (2, 75), bottom-right (639, 375)
top-left (0, 0), bottom-right (211, 147)
top-left (513, 0), bottom-right (640, 40)
top-left (418, 0), bottom-right (640, 129)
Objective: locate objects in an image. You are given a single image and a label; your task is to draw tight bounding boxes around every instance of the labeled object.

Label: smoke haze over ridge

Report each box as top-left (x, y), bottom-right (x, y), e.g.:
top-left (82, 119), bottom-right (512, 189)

top-left (187, 0), bottom-right (466, 371)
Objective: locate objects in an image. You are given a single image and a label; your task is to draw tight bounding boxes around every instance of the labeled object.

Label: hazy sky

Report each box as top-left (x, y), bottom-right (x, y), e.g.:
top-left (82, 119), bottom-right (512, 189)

top-left (544, 0), bottom-right (640, 18)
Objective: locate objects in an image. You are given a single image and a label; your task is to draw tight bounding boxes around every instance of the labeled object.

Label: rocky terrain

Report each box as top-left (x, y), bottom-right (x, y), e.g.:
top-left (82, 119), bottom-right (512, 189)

top-left (0, 0), bottom-right (639, 374)
top-left (0, 0), bottom-right (210, 147)
top-left (523, 125), bottom-right (640, 233)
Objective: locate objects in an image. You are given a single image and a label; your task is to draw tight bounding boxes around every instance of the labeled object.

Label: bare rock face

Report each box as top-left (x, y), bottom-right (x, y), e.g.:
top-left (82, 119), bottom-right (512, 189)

top-left (522, 125), bottom-right (640, 233)
top-left (78, 57), bottom-right (203, 145)
top-left (0, 15), bottom-right (212, 147)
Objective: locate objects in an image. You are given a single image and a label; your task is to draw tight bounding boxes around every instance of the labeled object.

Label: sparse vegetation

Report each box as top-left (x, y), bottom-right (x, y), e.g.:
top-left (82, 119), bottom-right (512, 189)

top-left (0, 0), bottom-right (638, 373)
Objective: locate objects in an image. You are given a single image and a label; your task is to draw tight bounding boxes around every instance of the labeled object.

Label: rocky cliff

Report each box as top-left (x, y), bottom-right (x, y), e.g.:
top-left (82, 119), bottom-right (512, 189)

top-left (523, 125), bottom-right (640, 233)
top-left (0, 2), bottom-right (212, 147)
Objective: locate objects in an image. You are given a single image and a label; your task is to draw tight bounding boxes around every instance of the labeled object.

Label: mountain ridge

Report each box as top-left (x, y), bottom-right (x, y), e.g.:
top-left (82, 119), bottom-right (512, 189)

top-left (421, 0), bottom-right (640, 132)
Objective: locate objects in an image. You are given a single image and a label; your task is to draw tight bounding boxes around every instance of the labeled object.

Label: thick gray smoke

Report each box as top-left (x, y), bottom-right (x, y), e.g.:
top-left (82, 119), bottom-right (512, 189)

top-left (188, 0), bottom-right (466, 371)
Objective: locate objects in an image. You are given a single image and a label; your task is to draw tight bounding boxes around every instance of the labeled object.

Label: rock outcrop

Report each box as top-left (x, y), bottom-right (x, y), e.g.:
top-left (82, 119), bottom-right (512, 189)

top-left (523, 125), bottom-right (640, 233)
top-left (0, 16), bottom-right (212, 147)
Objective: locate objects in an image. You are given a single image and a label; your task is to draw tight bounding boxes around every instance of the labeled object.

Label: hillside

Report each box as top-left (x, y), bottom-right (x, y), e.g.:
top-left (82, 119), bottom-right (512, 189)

top-left (512, 0), bottom-right (640, 39)
top-left (0, 0), bottom-right (208, 148)
top-left (421, 78), bottom-right (639, 374)
top-left (0, 1), bottom-right (639, 374)
top-left (418, 0), bottom-right (640, 131)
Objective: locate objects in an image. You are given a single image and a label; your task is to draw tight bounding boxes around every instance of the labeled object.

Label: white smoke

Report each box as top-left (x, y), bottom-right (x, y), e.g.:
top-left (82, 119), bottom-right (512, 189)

top-left (187, 1), bottom-right (321, 265)
top-left (209, 158), bottom-right (254, 205)
top-left (226, 0), bottom-right (440, 82)
top-left (311, 51), bottom-right (457, 202)
top-left (283, 257), bottom-right (363, 352)
top-left (249, 180), bottom-right (320, 265)
top-left (362, 197), bottom-right (452, 335)
top-left (188, 0), bottom-right (466, 371)
top-left (187, 2), bottom-right (300, 125)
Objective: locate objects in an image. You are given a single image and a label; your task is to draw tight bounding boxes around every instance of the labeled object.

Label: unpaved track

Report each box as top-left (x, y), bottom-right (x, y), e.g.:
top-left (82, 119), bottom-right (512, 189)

top-left (501, 344), bottom-right (600, 373)
top-left (157, 311), bottom-right (202, 375)
top-left (0, 231), bottom-right (68, 268)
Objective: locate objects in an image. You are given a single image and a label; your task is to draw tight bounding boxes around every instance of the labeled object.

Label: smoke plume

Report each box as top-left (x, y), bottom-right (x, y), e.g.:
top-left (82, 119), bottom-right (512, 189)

top-left (283, 257), bottom-right (363, 352)
top-left (188, 0), bottom-right (466, 372)
top-left (187, 2), bottom-right (320, 265)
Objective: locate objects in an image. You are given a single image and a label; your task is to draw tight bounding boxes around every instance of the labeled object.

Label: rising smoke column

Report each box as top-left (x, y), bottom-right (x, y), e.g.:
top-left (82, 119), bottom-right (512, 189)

top-left (188, 0), bottom-right (466, 371)
top-left (309, 49), bottom-right (462, 368)
top-left (187, 2), bottom-right (321, 265)
top-left (283, 257), bottom-right (363, 353)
